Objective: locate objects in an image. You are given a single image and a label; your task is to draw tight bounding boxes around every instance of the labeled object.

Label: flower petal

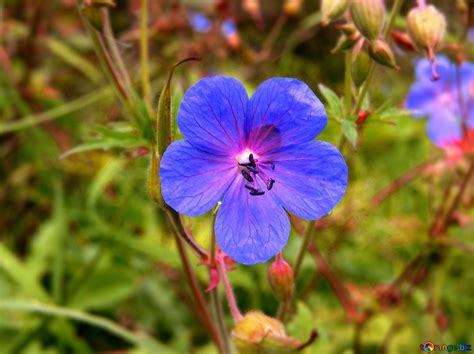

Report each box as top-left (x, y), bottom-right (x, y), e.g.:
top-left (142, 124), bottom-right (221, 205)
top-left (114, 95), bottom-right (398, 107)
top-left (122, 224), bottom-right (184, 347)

top-left (265, 141), bottom-right (348, 220)
top-left (427, 114), bottom-right (462, 147)
top-left (178, 76), bottom-right (248, 155)
top-left (415, 55), bottom-right (452, 83)
top-left (246, 78), bottom-right (327, 154)
top-left (215, 178), bottom-right (290, 265)
top-left (406, 81), bottom-right (441, 119)
top-left (160, 140), bottom-right (236, 216)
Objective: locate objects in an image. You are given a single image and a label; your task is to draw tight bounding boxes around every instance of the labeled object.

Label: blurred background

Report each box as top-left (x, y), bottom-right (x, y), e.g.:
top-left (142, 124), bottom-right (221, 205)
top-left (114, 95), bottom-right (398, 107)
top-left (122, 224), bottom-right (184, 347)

top-left (0, 0), bottom-right (473, 353)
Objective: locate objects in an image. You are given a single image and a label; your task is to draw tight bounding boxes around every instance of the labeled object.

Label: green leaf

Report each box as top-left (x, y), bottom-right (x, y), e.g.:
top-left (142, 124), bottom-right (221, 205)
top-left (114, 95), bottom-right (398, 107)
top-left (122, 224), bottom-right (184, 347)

top-left (0, 244), bottom-right (50, 302)
top-left (0, 300), bottom-right (167, 353)
top-left (341, 119), bottom-right (358, 148)
top-left (286, 302), bottom-right (315, 343)
top-left (68, 268), bottom-right (136, 310)
top-left (318, 84), bottom-right (343, 121)
top-left (61, 125), bottom-right (146, 158)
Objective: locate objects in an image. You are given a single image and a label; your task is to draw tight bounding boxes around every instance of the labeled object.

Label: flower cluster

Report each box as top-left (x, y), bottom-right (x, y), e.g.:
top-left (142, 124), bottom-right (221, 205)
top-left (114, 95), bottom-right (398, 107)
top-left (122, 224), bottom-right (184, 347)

top-left (406, 56), bottom-right (474, 154)
top-left (160, 77), bottom-right (348, 264)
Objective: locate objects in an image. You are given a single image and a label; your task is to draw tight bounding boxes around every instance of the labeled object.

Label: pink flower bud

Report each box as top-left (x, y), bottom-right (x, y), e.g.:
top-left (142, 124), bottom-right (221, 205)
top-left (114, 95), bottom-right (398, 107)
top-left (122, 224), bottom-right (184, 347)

top-left (267, 255), bottom-right (295, 303)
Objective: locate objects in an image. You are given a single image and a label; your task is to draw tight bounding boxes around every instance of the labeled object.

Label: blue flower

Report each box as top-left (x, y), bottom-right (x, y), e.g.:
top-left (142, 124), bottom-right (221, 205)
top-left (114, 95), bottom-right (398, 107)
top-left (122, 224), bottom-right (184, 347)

top-left (222, 20), bottom-right (237, 38)
top-left (189, 13), bottom-right (211, 33)
top-left (160, 77), bottom-right (348, 264)
top-left (406, 56), bottom-right (474, 147)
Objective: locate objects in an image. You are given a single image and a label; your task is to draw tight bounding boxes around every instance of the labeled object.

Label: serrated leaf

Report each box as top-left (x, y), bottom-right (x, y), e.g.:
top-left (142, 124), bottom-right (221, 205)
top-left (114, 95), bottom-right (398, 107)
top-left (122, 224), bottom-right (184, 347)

top-left (342, 119), bottom-right (358, 148)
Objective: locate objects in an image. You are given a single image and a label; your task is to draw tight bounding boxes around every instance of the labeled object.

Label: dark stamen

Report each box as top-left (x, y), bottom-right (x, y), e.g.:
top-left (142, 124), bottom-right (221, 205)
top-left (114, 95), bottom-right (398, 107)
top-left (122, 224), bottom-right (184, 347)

top-left (267, 179), bottom-right (275, 190)
top-left (271, 163), bottom-right (275, 170)
top-left (250, 190), bottom-right (265, 196)
top-left (241, 170), bottom-right (254, 182)
top-left (248, 154), bottom-right (256, 167)
top-left (246, 166), bottom-right (259, 174)
top-left (244, 184), bottom-right (258, 192)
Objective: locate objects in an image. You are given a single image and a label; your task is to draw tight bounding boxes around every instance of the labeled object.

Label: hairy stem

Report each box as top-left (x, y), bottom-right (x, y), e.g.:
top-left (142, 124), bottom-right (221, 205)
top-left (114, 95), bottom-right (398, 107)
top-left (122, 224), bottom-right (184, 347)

top-left (174, 234), bottom-right (225, 354)
top-left (371, 160), bottom-right (434, 207)
top-left (218, 257), bottom-right (243, 322)
top-left (210, 213), bottom-right (231, 354)
top-left (165, 208), bottom-right (208, 259)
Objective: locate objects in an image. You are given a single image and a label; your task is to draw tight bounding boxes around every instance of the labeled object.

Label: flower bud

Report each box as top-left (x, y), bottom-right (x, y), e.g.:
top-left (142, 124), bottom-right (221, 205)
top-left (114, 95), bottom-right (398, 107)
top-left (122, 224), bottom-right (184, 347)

top-left (369, 38), bottom-right (399, 70)
top-left (350, 0), bottom-right (385, 40)
top-left (391, 31), bottom-right (416, 53)
top-left (407, 5), bottom-right (446, 60)
top-left (351, 50), bottom-right (371, 86)
top-left (321, 0), bottom-right (348, 26)
top-left (147, 149), bottom-right (165, 207)
top-left (267, 255), bottom-right (295, 304)
top-left (232, 311), bottom-right (301, 354)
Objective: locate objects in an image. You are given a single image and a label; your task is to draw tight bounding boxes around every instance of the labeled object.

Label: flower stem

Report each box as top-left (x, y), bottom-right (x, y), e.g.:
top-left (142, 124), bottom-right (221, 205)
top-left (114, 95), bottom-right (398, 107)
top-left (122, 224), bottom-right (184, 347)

top-left (174, 233), bottom-right (226, 354)
top-left (140, 0), bottom-right (152, 113)
top-left (293, 221), bottom-right (315, 281)
top-left (352, 0), bottom-right (405, 116)
top-left (277, 221), bottom-right (314, 321)
top-left (101, 8), bottom-right (131, 89)
top-left (218, 257), bottom-right (243, 322)
top-left (210, 213), bottom-right (231, 354)
top-left (344, 50), bottom-right (352, 118)
top-left (165, 208), bottom-right (208, 259)
top-left (434, 157), bottom-right (474, 236)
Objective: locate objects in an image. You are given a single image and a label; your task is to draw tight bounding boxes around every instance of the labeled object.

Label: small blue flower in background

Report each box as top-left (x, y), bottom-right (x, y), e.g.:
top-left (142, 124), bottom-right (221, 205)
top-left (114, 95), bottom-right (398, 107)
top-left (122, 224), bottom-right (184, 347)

top-left (406, 55), bottom-right (474, 148)
top-left (189, 12), bottom-right (211, 33)
top-left (160, 77), bottom-right (348, 264)
top-left (222, 19), bottom-right (237, 38)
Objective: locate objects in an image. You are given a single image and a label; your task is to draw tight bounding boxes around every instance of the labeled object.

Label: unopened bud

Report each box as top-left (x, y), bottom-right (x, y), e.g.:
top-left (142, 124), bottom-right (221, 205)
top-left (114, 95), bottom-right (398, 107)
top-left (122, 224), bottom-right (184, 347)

top-left (321, 0), bottom-right (348, 26)
top-left (407, 5), bottom-right (446, 60)
top-left (284, 0), bottom-right (302, 16)
top-left (147, 149), bottom-right (165, 207)
top-left (369, 38), bottom-right (399, 70)
top-left (350, 0), bottom-right (385, 40)
top-left (336, 22), bottom-right (358, 36)
top-left (351, 50), bottom-right (371, 86)
top-left (267, 255), bottom-right (295, 304)
top-left (391, 31), bottom-right (416, 53)
top-left (232, 311), bottom-right (300, 354)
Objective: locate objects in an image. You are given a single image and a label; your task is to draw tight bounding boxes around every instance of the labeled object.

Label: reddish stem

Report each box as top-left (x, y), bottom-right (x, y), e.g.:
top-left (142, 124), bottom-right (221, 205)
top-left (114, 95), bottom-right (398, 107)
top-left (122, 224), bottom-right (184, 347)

top-left (218, 256), bottom-right (243, 322)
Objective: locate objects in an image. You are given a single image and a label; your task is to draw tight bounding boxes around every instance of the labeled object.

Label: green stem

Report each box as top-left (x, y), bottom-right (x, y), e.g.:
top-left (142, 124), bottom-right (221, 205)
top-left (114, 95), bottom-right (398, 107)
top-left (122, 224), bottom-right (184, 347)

top-left (0, 300), bottom-right (164, 352)
top-left (293, 221), bottom-right (315, 281)
top-left (383, 0), bottom-right (405, 38)
top-left (277, 221), bottom-right (315, 321)
top-left (352, 0), bottom-right (405, 116)
top-left (140, 0), bottom-right (152, 113)
top-left (52, 183), bottom-right (66, 305)
top-left (101, 8), bottom-right (132, 88)
top-left (344, 50), bottom-right (352, 117)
